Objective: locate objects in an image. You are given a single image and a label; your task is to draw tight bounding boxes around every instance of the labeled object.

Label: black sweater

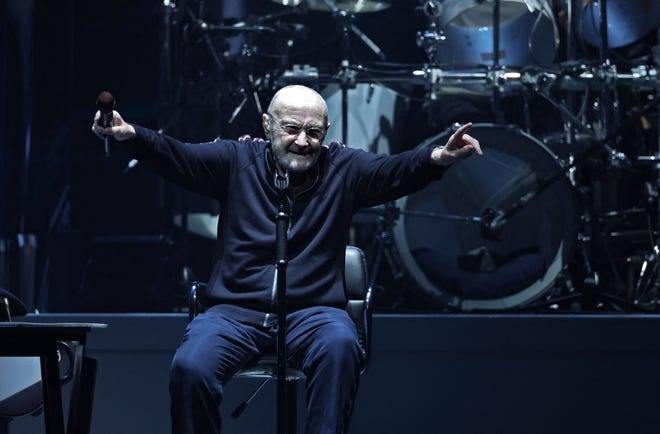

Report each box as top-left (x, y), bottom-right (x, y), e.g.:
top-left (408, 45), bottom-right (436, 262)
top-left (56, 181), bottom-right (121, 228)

top-left (128, 125), bottom-right (447, 320)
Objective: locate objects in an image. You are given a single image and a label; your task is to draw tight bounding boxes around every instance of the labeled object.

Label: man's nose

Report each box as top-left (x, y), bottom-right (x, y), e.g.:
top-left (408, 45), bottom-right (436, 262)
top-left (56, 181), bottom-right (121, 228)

top-left (294, 131), bottom-right (309, 146)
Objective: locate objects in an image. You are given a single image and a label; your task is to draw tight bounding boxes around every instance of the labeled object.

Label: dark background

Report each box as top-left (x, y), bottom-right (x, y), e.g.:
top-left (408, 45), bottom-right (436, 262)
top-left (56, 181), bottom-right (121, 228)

top-left (1, 0), bottom-right (658, 314)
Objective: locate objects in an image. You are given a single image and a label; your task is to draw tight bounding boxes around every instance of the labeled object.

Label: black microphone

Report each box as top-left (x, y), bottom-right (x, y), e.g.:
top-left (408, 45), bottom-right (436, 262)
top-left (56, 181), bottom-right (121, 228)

top-left (96, 91), bottom-right (115, 157)
top-left (273, 171), bottom-right (289, 190)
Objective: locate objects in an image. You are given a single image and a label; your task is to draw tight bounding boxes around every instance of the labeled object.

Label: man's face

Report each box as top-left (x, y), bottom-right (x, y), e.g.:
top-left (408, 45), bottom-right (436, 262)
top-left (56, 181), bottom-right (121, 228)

top-left (263, 94), bottom-right (328, 175)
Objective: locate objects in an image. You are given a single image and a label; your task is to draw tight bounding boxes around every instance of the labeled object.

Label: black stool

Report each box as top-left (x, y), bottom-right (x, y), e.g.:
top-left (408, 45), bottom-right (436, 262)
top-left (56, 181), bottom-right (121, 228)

top-left (188, 246), bottom-right (372, 433)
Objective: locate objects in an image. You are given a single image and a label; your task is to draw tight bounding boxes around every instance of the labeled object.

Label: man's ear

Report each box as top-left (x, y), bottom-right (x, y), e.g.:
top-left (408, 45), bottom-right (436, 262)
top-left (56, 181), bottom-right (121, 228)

top-left (262, 113), bottom-right (270, 137)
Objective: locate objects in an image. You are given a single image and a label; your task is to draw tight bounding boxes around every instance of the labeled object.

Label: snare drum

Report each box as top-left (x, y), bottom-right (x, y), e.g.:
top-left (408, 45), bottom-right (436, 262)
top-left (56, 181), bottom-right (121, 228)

top-left (394, 124), bottom-right (577, 310)
top-left (433, 0), bottom-right (559, 67)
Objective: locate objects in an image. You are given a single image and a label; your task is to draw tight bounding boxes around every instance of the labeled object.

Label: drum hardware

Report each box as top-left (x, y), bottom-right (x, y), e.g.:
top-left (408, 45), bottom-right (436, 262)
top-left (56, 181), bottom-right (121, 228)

top-left (529, 57), bottom-right (660, 311)
top-left (633, 244), bottom-right (660, 306)
top-left (184, 19), bottom-right (277, 37)
top-left (220, 17), bottom-right (313, 125)
top-left (572, 217), bottom-right (656, 313)
top-left (416, 1), bottom-right (446, 64)
top-left (270, 0), bottom-right (397, 13)
top-left (276, 64), bottom-right (320, 88)
top-left (416, 29), bottom-right (445, 66)
top-left (365, 202), bottom-right (409, 308)
top-left (321, 0), bottom-right (388, 143)
top-left (520, 63), bottom-right (660, 92)
top-left (532, 87), bottom-right (660, 311)
top-left (227, 51), bottom-right (267, 125)
top-left (595, 207), bottom-right (648, 223)
top-left (364, 201), bottom-right (484, 309)
top-left (523, 68), bottom-right (635, 170)
top-left (490, 0), bottom-right (506, 123)
top-left (417, 65), bottom-right (523, 100)
top-left (182, 8), bottom-right (229, 74)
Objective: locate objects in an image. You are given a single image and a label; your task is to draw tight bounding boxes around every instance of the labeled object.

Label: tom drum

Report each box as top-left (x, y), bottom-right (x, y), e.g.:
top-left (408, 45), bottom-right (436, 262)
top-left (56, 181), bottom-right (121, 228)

top-left (433, 0), bottom-right (559, 67)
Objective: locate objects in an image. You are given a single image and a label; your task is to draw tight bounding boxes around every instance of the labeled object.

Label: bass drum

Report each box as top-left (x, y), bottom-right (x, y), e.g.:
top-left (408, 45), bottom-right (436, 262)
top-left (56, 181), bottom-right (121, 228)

top-left (394, 124), bottom-right (577, 310)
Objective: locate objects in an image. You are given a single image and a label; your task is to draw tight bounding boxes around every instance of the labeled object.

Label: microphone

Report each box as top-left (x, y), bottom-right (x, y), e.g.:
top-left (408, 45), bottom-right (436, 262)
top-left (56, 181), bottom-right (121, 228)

top-left (96, 91), bottom-right (115, 157)
top-left (273, 171), bottom-right (289, 190)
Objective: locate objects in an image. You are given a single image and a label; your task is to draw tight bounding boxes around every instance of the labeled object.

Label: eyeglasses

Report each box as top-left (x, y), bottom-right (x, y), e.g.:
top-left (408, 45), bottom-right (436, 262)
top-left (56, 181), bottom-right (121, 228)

top-left (268, 113), bottom-right (326, 141)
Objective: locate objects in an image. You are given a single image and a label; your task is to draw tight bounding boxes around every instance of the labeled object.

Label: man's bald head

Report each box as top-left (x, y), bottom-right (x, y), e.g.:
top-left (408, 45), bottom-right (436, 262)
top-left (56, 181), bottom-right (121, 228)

top-left (267, 85), bottom-right (328, 125)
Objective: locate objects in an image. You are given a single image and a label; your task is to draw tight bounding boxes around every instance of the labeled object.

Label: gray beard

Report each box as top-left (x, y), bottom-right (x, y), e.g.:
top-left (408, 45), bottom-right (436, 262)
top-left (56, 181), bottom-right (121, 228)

top-left (273, 148), bottom-right (318, 174)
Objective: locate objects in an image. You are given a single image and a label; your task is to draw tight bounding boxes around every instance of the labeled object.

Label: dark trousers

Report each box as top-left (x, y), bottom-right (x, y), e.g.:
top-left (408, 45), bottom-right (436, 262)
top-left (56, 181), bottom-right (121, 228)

top-left (170, 305), bottom-right (363, 434)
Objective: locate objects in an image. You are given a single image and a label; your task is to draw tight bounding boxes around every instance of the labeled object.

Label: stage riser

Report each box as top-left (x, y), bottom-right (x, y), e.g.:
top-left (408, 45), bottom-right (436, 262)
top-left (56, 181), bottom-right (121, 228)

top-left (10, 313), bottom-right (660, 434)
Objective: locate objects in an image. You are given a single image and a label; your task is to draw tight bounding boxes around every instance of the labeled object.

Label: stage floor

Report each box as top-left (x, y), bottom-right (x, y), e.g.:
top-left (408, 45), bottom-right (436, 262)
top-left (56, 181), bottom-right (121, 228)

top-left (9, 312), bottom-right (660, 434)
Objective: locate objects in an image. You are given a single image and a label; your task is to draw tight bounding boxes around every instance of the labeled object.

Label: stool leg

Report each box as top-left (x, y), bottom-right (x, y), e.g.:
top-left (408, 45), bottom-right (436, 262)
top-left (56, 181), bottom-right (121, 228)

top-left (286, 381), bottom-right (297, 434)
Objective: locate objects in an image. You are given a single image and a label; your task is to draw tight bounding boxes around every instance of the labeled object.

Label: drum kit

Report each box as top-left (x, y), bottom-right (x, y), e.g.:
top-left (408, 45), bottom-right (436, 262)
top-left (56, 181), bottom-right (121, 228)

top-left (165, 0), bottom-right (660, 312)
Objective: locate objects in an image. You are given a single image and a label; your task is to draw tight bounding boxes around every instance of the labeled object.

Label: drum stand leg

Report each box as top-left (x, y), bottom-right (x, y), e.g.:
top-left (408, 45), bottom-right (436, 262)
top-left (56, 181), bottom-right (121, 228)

top-left (367, 203), bottom-right (413, 309)
top-left (632, 245), bottom-right (660, 307)
top-left (575, 232), bottom-right (655, 312)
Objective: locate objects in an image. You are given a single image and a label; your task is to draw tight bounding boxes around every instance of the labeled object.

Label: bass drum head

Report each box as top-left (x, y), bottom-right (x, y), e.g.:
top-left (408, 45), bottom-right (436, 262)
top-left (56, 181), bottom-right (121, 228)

top-left (394, 124), bottom-right (577, 310)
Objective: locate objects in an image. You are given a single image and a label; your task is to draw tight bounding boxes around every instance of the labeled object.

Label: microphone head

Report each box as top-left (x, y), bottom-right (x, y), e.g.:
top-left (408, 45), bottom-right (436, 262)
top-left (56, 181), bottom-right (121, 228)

top-left (96, 91), bottom-right (115, 113)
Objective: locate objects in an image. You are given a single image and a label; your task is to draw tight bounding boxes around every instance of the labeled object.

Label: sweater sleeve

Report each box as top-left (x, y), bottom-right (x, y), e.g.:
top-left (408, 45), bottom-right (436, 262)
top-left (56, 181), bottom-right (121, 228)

top-left (120, 124), bottom-right (235, 199)
top-left (348, 144), bottom-right (449, 208)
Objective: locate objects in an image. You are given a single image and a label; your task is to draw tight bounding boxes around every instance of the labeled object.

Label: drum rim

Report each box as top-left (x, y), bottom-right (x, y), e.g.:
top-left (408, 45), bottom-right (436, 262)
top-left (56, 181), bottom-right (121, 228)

top-left (394, 123), bottom-right (575, 310)
top-left (438, 0), bottom-right (527, 29)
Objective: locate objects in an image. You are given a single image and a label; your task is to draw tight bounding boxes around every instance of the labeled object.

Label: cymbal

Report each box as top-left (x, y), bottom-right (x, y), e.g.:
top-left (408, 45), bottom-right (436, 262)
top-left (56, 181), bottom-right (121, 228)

top-left (270, 0), bottom-right (395, 13)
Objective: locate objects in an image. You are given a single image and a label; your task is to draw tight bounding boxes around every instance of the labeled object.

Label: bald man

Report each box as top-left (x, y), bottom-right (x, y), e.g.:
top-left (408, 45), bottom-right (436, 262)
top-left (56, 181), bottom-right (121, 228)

top-left (92, 85), bottom-right (481, 434)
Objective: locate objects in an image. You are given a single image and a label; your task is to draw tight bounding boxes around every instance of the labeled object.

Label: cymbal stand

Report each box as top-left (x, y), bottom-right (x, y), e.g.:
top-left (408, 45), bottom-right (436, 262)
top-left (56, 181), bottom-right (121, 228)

top-left (183, 1), bottom-right (226, 75)
top-left (323, 1), bottom-right (358, 144)
top-left (632, 32), bottom-right (660, 308)
top-left (633, 244), bottom-right (660, 308)
top-left (322, 0), bottom-right (385, 143)
top-left (416, 1), bottom-right (445, 66)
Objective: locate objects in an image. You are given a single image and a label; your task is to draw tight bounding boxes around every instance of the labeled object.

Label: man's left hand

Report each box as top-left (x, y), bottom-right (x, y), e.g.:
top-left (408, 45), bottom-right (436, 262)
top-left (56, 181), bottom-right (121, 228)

top-left (431, 122), bottom-right (483, 166)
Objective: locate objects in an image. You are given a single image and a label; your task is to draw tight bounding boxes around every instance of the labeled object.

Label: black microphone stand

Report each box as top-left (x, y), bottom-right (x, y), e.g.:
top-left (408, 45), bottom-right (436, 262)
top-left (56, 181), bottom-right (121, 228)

top-left (275, 193), bottom-right (290, 434)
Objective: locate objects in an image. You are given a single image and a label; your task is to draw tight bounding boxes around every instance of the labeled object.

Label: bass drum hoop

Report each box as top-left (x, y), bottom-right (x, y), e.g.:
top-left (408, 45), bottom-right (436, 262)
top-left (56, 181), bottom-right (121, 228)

top-left (394, 124), bottom-right (576, 311)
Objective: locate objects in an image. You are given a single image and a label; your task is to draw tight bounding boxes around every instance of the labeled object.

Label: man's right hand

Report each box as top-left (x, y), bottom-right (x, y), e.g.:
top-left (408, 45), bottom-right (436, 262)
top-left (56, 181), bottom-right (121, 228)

top-left (91, 110), bottom-right (136, 141)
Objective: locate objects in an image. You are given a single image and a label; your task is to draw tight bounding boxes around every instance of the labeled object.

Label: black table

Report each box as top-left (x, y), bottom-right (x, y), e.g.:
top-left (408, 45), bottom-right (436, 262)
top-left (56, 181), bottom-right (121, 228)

top-left (0, 322), bottom-right (106, 434)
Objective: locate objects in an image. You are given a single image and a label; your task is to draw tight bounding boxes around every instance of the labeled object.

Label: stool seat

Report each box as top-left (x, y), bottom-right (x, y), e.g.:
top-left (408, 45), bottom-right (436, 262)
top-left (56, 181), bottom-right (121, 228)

top-left (234, 357), bottom-right (305, 381)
